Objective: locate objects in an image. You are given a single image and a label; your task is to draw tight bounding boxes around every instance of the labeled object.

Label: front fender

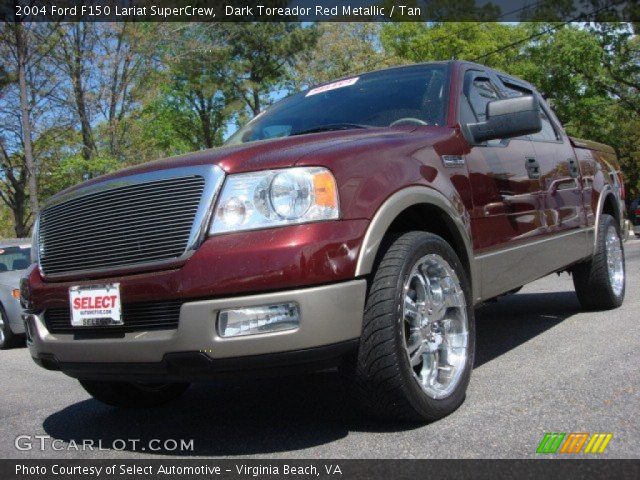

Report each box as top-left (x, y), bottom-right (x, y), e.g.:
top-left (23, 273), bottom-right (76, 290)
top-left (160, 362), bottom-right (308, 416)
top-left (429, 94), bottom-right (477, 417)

top-left (354, 185), bottom-right (478, 303)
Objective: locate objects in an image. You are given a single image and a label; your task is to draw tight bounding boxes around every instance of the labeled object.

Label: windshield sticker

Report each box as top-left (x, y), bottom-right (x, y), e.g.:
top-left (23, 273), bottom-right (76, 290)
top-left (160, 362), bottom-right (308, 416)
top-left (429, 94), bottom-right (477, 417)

top-left (306, 77), bottom-right (359, 97)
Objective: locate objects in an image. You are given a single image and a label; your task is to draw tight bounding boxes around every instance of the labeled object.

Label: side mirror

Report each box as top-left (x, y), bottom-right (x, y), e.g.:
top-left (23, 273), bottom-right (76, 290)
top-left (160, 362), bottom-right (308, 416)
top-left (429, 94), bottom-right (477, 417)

top-left (467, 95), bottom-right (542, 143)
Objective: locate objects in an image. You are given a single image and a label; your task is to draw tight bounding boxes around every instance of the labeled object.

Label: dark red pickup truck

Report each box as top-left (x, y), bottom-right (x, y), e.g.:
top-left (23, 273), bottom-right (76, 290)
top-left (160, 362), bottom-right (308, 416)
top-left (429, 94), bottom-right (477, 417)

top-left (23, 61), bottom-right (626, 421)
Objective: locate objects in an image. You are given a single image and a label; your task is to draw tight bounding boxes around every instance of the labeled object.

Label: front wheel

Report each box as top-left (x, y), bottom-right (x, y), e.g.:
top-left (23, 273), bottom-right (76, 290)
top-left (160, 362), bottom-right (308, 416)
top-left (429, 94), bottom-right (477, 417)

top-left (572, 214), bottom-right (625, 310)
top-left (351, 231), bottom-right (475, 422)
top-left (79, 380), bottom-right (190, 409)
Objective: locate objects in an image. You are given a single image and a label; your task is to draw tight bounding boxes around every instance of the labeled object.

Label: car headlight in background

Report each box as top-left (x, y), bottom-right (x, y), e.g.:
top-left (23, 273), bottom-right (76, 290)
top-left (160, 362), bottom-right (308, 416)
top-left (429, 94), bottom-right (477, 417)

top-left (209, 167), bottom-right (339, 235)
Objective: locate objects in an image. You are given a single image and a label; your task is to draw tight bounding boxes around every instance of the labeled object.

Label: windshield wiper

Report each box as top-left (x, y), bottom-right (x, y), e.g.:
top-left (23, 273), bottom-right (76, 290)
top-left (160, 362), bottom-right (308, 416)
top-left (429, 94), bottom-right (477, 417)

top-left (292, 123), bottom-right (370, 136)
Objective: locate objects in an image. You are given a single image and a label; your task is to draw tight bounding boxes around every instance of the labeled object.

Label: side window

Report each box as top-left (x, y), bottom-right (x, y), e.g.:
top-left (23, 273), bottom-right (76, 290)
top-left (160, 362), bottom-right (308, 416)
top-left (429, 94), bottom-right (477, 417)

top-left (464, 71), bottom-right (500, 121)
top-left (501, 78), bottom-right (560, 142)
top-left (530, 106), bottom-right (559, 142)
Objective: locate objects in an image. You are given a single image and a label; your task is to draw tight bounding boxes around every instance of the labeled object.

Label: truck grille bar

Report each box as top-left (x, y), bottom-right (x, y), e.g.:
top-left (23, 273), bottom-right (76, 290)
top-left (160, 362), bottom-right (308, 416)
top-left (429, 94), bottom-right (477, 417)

top-left (44, 300), bottom-right (183, 333)
top-left (37, 166), bottom-right (225, 277)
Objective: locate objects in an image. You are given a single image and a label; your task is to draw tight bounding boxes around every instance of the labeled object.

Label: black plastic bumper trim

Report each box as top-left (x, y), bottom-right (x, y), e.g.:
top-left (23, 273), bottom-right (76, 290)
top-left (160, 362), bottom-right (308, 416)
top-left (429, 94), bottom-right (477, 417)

top-left (32, 339), bottom-right (359, 382)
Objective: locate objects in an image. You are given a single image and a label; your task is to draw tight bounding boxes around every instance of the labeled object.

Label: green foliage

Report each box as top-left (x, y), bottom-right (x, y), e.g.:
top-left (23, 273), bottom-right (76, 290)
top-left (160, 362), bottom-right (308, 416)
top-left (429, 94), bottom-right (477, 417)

top-left (218, 23), bottom-right (319, 113)
top-left (381, 22), bottom-right (528, 70)
top-left (143, 25), bottom-right (238, 151)
top-left (290, 23), bottom-right (405, 89)
top-left (45, 154), bottom-right (121, 195)
top-left (0, 205), bottom-right (16, 239)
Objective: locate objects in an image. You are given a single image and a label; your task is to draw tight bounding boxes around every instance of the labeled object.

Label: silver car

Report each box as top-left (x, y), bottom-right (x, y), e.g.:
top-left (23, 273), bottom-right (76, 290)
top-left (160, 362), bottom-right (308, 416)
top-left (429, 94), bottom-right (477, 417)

top-left (0, 239), bottom-right (31, 349)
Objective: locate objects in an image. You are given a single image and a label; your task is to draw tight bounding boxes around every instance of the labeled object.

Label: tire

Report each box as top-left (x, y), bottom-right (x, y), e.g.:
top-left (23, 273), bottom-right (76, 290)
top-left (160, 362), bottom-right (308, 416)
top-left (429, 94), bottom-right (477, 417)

top-left (0, 305), bottom-right (18, 350)
top-left (79, 380), bottom-right (190, 409)
top-left (572, 214), bottom-right (625, 310)
top-left (351, 231), bottom-right (475, 422)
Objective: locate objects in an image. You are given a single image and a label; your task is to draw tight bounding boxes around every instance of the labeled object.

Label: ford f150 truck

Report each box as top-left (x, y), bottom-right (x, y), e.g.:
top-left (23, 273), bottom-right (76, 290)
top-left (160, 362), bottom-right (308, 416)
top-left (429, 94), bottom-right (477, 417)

top-left (22, 61), bottom-right (626, 421)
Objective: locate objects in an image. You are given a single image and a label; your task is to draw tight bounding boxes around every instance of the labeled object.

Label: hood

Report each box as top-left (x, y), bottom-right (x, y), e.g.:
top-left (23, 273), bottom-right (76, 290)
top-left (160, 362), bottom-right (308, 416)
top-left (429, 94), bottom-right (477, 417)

top-left (53, 127), bottom-right (450, 199)
top-left (0, 269), bottom-right (26, 288)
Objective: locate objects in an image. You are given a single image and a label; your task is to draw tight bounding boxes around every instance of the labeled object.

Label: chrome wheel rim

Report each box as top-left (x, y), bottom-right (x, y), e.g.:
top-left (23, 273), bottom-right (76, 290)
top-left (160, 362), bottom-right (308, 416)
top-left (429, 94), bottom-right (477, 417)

top-left (0, 315), bottom-right (4, 345)
top-left (605, 225), bottom-right (624, 296)
top-left (402, 254), bottom-right (468, 399)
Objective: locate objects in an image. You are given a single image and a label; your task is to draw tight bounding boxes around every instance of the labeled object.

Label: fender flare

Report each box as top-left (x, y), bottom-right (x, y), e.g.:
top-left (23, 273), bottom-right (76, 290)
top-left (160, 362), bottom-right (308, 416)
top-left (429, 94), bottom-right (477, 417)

top-left (354, 186), bottom-right (479, 302)
top-left (593, 184), bottom-right (621, 252)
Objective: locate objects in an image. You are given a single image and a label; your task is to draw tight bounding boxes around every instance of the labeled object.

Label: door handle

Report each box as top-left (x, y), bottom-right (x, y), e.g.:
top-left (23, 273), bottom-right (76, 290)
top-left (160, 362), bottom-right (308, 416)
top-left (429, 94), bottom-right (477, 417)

top-left (525, 157), bottom-right (540, 180)
top-left (549, 178), bottom-right (580, 194)
top-left (568, 158), bottom-right (580, 178)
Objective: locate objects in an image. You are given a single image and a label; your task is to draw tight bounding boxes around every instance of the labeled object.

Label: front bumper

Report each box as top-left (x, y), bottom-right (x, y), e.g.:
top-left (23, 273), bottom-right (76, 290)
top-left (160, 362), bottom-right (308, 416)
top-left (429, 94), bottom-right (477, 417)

top-left (26, 280), bottom-right (366, 379)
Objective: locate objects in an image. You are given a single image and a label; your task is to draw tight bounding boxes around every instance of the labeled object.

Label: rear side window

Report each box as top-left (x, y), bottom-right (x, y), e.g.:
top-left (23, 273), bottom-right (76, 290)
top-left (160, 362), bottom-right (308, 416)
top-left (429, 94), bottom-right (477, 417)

top-left (500, 79), bottom-right (532, 98)
top-left (465, 72), bottom-right (500, 121)
top-left (500, 77), bottom-right (559, 142)
top-left (530, 107), bottom-right (560, 142)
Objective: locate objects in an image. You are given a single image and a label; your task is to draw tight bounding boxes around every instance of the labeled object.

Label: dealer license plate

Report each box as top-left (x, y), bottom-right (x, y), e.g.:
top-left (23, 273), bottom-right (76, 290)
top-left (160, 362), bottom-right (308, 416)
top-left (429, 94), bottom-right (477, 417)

top-left (69, 283), bottom-right (122, 327)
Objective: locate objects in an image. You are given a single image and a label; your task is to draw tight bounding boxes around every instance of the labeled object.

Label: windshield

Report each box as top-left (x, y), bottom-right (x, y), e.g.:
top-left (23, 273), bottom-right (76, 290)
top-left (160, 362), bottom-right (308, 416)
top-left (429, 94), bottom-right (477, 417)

top-left (0, 245), bottom-right (31, 272)
top-left (226, 64), bottom-right (448, 145)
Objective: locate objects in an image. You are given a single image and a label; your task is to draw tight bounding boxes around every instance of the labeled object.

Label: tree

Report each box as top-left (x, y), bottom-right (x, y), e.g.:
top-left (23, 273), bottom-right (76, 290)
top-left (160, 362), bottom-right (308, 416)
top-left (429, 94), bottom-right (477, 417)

top-left (290, 23), bottom-right (403, 89)
top-left (218, 23), bottom-right (319, 115)
top-left (136, 24), bottom-right (238, 152)
top-left (0, 22), bottom-right (60, 234)
top-left (381, 22), bottom-right (529, 70)
top-left (586, 23), bottom-right (640, 116)
top-left (0, 141), bottom-right (30, 236)
top-left (98, 23), bottom-right (158, 159)
top-left (52, 23), bottom-right (98, 161)
top-left (0, 22), bottom-right (49, 218)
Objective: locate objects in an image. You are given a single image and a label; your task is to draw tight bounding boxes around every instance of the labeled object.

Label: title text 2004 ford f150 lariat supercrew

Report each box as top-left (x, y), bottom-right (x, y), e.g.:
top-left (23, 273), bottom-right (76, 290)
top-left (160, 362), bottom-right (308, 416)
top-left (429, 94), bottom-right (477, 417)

top-left (22, 62), bottom-right (626, 421)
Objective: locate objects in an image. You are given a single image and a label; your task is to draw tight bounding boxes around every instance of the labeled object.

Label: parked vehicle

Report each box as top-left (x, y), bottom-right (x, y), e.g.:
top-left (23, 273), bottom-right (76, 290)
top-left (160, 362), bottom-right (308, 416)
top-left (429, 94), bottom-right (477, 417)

top-left (0, 240), bottom-right (31, 349)
top-left (23, 61), bottom-right (626, 421)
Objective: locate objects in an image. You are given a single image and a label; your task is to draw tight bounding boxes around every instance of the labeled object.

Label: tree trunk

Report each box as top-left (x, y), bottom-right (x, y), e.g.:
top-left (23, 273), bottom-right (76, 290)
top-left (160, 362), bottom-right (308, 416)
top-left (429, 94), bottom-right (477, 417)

top-left (251, 89), bottom-right (261, 116)
top-left (198, 97), bottom-right (214, 148)
top-left (14, 23), bottom-right (39, 216)
top-left (107, 24), bottom-right (125, 156)
top-left (74, 74), bottom-right (95, 160)
top-left (12, 190), bottom-right (28, 238)
top-left (68, 24), bottom-right (96, 161)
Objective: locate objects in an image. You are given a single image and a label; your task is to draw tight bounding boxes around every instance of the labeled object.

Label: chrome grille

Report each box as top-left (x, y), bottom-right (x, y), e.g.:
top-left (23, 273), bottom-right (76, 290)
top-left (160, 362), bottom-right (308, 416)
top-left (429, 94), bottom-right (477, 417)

top-left (39, 172), bottom-right (211, 276)
top-left (44, 300), bottom-right (183, 334)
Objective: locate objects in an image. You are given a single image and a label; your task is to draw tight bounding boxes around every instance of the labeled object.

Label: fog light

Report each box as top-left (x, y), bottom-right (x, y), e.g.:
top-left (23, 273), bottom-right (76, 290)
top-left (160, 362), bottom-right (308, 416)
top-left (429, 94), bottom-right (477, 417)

top-left (218, 303), bottom-right (300, 338)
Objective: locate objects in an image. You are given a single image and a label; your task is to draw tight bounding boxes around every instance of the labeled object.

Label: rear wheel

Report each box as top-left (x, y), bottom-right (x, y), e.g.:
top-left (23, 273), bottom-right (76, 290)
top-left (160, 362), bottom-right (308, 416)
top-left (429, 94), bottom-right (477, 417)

top-left (572, 214), bottom-right (625, 310)
top-left (351, 231), bottom-right (475, 422)
top-left (79, 380), bottom-right (190, 409)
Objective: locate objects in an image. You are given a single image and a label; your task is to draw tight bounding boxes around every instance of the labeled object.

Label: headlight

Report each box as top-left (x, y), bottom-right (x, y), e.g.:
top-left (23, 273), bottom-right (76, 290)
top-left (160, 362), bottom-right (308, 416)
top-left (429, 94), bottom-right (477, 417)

top-left (209, 167), bottom-right (339, 235)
